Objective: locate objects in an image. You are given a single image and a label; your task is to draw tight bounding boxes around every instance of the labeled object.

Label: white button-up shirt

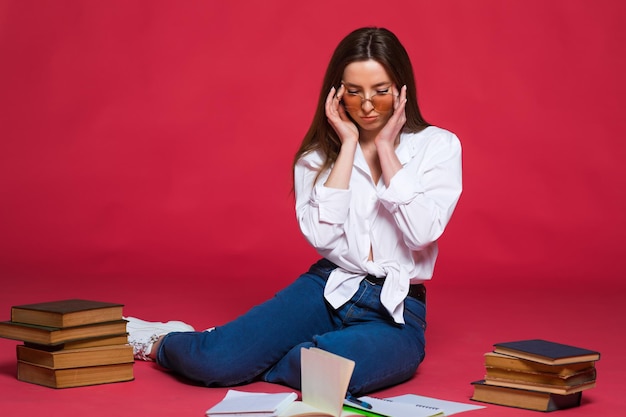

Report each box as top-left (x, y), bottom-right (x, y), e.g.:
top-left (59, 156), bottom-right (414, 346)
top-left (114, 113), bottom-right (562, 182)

top-left (294, 126), bottom-right (462, 323)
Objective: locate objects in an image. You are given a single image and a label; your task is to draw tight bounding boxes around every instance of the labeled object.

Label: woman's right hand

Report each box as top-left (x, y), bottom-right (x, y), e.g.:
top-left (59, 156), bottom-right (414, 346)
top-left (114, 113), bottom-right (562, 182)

top-left (322, 85), bottom-right (358, 190)
top-left (325, 85), bottom-right (358, 145)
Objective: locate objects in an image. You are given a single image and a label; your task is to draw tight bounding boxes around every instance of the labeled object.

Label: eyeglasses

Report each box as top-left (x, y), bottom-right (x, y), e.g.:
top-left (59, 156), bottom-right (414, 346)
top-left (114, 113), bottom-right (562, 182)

top-left (341, 89), bottom-right (395, 113)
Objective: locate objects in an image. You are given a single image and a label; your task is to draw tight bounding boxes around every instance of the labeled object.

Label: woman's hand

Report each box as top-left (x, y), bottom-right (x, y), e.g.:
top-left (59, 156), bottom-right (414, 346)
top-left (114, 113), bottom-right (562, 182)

top-left (325, 85), bottom-right (359, 145)
top-left (376, 85), bottom-right (407, 187)
top-left (375, 85), bottom-right (407, 149)
top-left (323, 85), bottom-right (358, 190)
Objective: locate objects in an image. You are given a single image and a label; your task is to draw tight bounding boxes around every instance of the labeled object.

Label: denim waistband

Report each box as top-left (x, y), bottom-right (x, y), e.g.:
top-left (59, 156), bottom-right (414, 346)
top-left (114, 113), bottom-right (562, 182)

top-left (309, 258), bottom-right (426, 303)
top-left (307, 258), bottom-right (338, 280)
top-left (309, 258), bottom-right (389, 282)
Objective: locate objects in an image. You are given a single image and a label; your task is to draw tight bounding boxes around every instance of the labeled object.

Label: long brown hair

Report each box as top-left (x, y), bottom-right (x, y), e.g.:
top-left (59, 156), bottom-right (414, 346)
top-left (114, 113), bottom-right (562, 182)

top-left (293, 27), bottom-right (429, 181)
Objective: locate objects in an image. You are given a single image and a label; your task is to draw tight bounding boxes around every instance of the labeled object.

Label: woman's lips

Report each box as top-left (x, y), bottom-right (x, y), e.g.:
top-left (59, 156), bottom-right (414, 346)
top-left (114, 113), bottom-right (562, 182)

top-left (360, 116), bottom-right (378, 123)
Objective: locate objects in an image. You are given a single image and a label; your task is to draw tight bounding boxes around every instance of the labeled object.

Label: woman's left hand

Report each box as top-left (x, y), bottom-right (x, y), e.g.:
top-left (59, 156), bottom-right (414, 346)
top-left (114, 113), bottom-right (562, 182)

top-left (375, 85), bottom-right (407, 148)
top-left (375, 85), bottom-right (407, 187)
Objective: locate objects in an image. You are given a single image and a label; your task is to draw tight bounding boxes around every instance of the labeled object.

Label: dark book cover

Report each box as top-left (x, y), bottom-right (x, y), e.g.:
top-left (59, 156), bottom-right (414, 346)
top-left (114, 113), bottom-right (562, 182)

top-left (12, 299), bottom-right (124, 315)
top-left (494, 339), bottom-right (600, 365)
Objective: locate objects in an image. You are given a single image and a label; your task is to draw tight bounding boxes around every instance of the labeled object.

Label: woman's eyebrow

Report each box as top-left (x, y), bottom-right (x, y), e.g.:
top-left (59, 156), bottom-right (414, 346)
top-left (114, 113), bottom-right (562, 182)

top-left (342, 81), bottom-right (392, 88)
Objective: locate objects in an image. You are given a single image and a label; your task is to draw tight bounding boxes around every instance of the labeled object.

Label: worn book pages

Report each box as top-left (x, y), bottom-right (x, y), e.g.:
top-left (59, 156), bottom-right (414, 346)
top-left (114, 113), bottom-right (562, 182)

top-left (280, 347), bottom-right (357, 417)
top-left (300, 348), bottom-right (355, 416)
top-left (206, 390), bottom-right (298, 417)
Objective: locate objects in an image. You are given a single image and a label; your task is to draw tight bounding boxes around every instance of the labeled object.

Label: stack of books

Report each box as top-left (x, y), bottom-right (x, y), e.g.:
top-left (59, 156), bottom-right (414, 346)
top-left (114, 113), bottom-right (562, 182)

top-left (471, 339), bottom-right (600, 412)
top-left (0, 299), bottom-right (134, 388)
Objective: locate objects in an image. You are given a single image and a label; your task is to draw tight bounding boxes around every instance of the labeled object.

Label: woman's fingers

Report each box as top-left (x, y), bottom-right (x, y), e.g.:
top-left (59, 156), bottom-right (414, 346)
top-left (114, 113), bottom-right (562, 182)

top-left (325, 86), bottom-right (337, 114)
top-left (325, 85), bottom-right (358, 143)
top-left (394, 85), bottom-right (407, 110)
top-left (335, 84), bottom-right (344, 104)
top-left (392, 85), bottom-right (407, 123)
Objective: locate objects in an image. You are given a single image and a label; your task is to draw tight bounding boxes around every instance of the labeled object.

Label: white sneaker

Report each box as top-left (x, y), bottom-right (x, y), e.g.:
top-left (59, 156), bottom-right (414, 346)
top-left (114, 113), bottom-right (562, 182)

top-left (125, 316), bottom-right (195, 361)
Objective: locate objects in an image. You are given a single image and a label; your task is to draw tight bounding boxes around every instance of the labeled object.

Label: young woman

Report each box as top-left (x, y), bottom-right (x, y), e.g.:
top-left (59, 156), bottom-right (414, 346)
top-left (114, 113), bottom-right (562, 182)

top-left (127, 26), bottom-right (462, 395)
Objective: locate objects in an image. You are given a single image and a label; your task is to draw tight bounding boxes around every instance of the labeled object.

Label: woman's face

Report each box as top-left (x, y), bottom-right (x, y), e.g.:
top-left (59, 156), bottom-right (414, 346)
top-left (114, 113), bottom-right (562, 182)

top-left (341, 60), bottom-right (395, 134)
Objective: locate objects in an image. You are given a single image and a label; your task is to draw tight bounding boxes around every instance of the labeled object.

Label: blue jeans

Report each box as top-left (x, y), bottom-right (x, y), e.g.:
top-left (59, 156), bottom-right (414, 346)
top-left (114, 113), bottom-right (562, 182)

top-left (156, 259), bottom-right (427, 395)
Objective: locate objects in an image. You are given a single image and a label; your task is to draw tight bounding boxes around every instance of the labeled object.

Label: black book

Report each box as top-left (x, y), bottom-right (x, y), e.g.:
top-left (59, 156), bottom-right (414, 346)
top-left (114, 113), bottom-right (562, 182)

top-left (493, 339), bottom-right (600, 365)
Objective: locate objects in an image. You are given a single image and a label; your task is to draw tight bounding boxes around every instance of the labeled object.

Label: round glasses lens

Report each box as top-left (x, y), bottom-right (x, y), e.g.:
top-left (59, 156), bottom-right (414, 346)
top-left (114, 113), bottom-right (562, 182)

top-left (342, 95), bottom-right (361, 111)
top-left (371, 94), bottom-right (393, 112)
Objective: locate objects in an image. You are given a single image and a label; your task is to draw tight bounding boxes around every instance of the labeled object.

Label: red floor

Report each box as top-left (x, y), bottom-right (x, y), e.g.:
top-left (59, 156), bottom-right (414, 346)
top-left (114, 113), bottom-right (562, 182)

top-left (0, 279), bottom-right (622, 417)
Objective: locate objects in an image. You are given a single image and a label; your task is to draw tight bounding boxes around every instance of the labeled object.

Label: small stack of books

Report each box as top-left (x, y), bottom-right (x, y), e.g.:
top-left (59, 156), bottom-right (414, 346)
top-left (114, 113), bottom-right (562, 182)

top-left (0, 299), bottom-right (134, 388)
top-left (471, 339), bottom-right (600, 412)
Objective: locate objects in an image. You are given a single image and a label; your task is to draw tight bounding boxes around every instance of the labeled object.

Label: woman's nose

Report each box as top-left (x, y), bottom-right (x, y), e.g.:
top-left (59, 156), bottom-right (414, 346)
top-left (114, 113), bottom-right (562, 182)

top-left (361, 98), bottom-right (375, 112)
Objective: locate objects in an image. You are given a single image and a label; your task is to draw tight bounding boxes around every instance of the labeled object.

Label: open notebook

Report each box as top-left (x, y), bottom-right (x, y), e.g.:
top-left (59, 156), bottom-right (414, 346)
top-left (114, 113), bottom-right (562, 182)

top-left (207, 390), bottom-right (298, 417)
top-left (207, 347), bottom-right (444, 417)
top-left (280, 348), bottom-right (443, 417)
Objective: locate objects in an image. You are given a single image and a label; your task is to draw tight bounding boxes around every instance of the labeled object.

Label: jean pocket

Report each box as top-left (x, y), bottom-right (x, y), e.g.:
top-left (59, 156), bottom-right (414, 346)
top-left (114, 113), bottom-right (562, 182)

top-left (404, 297), bottom-right (427, 331)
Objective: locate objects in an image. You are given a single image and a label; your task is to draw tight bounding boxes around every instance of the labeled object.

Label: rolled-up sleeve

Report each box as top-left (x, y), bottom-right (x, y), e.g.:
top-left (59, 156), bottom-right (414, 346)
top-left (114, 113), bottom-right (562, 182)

top-left (294, 153), bottom-right (351, 251)
top-left (379, 131), bottom-right (462, 250)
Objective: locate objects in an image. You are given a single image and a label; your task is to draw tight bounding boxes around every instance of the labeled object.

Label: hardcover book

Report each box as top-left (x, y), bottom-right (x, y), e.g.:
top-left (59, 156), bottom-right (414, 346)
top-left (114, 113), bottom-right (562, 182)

top-left (17, 361), bottom-right (134, 388)
top-left (17, 344), bottom-right (134, 369)
top-left (471, 380), bottom-right (582, 412)
top-left (493, 339), bottom-right (600, 365)
top-left (24, 333), bottom-right (129, 351)
top-left (0, 320), bottom-right (128, 345)
top-left (483, 377), bottom-right (595, 395)
top-left (484, 352), bottom-right (594, 377)
top-left (484, 366), bottom-right (596, 388)
top-left (11, 299), bottom-right (124, 328)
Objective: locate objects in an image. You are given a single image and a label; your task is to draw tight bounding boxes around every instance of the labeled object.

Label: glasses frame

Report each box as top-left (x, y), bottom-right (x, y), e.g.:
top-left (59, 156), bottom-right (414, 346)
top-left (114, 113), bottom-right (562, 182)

top-left (340, 84), bottom-right (396, 113)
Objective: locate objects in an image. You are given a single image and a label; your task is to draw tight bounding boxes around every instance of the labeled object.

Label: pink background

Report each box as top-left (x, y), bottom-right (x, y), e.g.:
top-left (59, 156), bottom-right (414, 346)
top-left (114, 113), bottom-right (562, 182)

top-left (1, 1), bottom-right (624, 416)
top-left (2, 0), bottom-right (624, 291)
